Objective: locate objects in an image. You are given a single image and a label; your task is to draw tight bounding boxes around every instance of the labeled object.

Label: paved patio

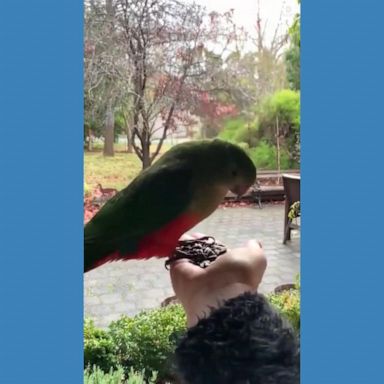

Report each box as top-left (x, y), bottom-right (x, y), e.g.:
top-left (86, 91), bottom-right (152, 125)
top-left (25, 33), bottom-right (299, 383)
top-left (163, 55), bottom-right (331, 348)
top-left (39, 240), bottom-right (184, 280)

top-left (84, 203), bottom-right (300, 328)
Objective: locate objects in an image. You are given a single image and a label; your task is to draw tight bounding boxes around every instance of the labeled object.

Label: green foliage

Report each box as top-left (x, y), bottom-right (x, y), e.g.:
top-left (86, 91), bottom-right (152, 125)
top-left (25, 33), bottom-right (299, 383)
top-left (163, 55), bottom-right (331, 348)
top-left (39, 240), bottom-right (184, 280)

top-left (258, 89), bottom-right (300, 165)
top-left (84, 365), bottom-right (157, 384)
top-left (285, 45), bottom-right (300, 91)
top-left (258, 89), bottom-right (300, 131)
top-left (288, 201), bottom-right (301, 220)
top-left (125, 368), bottom-right (157, 384)
top-left (285, 3), bottom-right (300, 91)
top-left (268, 287), bottom-right (301, 332)
top-left (232, 121), bottom-right (260, 147)
top-left (218, 116), bottom-right (260, 148)
top-left (85, 290), bottom-right (300, 380)
top-left (236, 142), bottom-right (250, 152)
top-left (85, 305), bottom-right (186, 381)
top-left (109, 304), bottom-right (186, 380)
top-left (248, 141), bottom-right (291, 170)
top-left (218, 116), bottom-right (247, 142)
top-left (218, 90), bottom-right (300, 168)
top-left (84, 320), bottom-right (118, 372)
top-left (84, 365), bottom-right (125, 384)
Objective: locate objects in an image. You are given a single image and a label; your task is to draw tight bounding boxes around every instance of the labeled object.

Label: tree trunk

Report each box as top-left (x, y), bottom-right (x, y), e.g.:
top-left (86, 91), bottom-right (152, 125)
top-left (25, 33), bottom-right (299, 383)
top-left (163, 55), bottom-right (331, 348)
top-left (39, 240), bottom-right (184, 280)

top-left (103, 0), bottom-right (115, 157)
top-left (126, 123), bottom-right (133, 153)
top-left (103, 103), bottom-right (114, 156)
top-left (276, 116), bottom-right (281, 183)
top-left (142, 140), bottom-right (151, 169)
top-left (88, 127), bottom-right (93, 151)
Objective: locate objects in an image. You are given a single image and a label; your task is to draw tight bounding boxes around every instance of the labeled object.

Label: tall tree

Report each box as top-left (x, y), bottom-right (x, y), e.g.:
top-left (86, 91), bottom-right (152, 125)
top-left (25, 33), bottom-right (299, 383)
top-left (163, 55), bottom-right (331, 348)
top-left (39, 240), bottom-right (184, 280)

top-left (113, 0), bottom-right (237, 168)
top-left (285, 1), bottom-right (300, 90)
top-left (84, 0), bottom-right (132, 156)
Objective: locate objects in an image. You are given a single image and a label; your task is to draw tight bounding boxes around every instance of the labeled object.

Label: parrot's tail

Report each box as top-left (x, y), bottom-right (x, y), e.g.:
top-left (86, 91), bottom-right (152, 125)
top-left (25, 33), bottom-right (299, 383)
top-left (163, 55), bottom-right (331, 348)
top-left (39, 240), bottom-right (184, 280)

top-left (84, 240), bottom-right (112, 273)
top-left (84, 242), bottom-right (97, 273)
top-left (84, 239), bottom-right (143, 272)
top-left (84, 235), bottom-right (176, 273)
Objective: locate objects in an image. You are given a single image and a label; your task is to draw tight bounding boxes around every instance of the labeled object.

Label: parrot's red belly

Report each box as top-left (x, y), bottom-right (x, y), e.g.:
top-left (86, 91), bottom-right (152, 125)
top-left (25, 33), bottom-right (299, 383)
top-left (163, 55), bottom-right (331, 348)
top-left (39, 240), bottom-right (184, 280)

top-left (94, 213), bottom-right (200, 268)
top-left (135, 212), bottom-right (200, 258)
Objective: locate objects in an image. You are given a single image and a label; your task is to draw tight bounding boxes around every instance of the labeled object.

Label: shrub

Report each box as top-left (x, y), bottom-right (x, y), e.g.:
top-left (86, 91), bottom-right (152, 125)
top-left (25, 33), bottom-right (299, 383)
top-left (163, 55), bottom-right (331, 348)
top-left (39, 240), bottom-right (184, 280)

top-left (218, 116), bottom-right (247, 142)
top-left (109, 304), bottom-right (186, 380)
top-left (85, 289), bottom-right (300, 379)
top-left (232, 121), bottom-right (259, 147)
top-left (257, 89), bottom-right (300, 164)
top-left (217, 116), bottom-right (260, 148)
top-left (258, 90), bottom-right (300, 134)
top-left (125, 368), bottom-right (157, 384)
top-left (84, 365), bottom-right (125, 384)
top-left (236, 142), bottom-right (250, 151)
top-left (84, 319), bottom-right (118, 372)
top-left (84, 365), bottom-right (157, 384)
top-left (268, 287), bottom-right (301, 332)
top-left (248, 141), bottom-right (291, 170)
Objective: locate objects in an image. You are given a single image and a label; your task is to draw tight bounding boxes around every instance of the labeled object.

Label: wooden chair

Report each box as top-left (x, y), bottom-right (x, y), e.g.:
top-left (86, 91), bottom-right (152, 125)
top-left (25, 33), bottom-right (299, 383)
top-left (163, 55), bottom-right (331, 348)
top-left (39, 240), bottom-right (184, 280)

top-left (282, 174), bottom-right (300, 244)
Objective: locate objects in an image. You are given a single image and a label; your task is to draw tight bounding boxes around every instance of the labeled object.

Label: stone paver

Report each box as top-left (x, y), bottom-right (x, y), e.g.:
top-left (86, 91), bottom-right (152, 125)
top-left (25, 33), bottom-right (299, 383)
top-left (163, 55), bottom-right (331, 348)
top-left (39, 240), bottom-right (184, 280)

top-left (84, 204), bottom-right (300, 328)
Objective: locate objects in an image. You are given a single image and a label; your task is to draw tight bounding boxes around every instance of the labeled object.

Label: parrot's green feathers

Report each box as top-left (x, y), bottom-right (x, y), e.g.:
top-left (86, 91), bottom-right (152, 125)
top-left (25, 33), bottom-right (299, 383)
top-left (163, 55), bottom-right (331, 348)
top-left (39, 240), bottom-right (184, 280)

top-left (84, 139), bottom-right (256, 271)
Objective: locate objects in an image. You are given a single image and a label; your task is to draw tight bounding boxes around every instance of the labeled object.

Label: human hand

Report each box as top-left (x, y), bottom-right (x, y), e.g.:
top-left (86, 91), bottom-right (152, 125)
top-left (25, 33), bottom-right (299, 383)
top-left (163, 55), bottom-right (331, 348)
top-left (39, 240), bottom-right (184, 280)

top-left (169, 233), bottom-right (267, 327)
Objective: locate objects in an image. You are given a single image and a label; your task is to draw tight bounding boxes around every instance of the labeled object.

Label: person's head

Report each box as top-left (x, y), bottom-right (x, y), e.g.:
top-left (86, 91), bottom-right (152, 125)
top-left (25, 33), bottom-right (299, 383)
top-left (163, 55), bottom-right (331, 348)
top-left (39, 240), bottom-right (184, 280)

top-left (174, 292), bottom-right (300, 384)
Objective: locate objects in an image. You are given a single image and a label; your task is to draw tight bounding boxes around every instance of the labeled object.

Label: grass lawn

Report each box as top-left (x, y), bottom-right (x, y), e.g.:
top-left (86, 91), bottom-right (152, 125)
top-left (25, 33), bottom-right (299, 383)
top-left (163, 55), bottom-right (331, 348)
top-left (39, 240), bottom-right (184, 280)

top-left (84, 152), bottom-right (141, 193)
top-left (84, 144), bottom-right (173, 193)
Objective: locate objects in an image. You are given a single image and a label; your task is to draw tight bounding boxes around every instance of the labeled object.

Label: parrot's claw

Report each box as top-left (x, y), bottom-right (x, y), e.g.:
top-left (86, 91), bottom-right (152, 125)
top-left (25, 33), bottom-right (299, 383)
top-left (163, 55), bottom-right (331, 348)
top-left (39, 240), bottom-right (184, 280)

top-left (165, 236), bottom-right (227, 270)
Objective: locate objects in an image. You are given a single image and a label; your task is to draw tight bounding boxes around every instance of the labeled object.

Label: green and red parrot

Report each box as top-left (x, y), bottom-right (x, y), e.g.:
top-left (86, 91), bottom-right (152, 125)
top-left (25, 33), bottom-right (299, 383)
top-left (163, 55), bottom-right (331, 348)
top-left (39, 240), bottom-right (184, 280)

top-left (84, 139), bottom-right (256, 272)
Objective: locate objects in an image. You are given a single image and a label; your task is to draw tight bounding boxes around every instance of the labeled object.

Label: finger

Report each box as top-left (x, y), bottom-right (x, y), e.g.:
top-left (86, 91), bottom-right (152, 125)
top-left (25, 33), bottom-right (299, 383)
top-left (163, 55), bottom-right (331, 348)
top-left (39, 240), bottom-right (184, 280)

top-left (247, 239), bottom-right (263, 250)
top-left (190, 232), bottom-right (206, 239)
top-left (169, 258), bottom-right (203, 275)
top-left (179, 233), bottom-right (195, 241)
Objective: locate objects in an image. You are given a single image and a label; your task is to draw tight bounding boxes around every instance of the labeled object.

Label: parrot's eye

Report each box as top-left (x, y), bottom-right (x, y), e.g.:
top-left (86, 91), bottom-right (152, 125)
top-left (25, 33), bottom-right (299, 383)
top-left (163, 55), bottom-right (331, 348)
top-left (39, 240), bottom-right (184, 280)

top-left (232, 170), bottom-right (238, 177)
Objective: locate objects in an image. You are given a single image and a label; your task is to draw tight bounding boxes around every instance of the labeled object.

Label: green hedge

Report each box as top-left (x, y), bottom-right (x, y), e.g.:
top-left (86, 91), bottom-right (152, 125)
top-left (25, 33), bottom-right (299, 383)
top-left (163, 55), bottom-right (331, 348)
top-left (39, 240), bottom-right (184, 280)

top-left (85, 305), bottom-right (185, 381)
top-left (85, 287), bottom-right (300, 380)
top-left (84, 319), bottom-right (118, 372)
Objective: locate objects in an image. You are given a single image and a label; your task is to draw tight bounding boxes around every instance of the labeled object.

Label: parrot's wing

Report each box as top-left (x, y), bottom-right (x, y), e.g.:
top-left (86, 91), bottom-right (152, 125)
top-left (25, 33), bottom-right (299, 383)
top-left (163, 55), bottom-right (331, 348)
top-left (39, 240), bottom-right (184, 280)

top-left (84, 163), bottom-right (194, 255)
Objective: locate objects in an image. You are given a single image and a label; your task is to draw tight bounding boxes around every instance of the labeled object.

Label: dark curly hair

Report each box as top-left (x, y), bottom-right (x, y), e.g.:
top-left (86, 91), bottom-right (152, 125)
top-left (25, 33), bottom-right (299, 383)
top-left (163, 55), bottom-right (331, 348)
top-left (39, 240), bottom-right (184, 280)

top-left (174, 292), bottom-right (300, 384)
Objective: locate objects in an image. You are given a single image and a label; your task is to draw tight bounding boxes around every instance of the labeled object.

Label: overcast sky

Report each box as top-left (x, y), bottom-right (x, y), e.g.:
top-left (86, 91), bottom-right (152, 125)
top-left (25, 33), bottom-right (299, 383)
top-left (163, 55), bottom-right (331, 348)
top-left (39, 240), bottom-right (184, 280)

top-left (195, 0), bottom-right (299, 45)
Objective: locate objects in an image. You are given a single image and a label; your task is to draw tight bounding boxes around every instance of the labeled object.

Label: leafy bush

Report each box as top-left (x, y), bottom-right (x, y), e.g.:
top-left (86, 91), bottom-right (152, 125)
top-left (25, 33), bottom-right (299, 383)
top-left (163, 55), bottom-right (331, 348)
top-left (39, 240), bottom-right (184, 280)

top-left (84, 365), bottom-right (125, 384)
top-left (236, 142), bottom-right (250, 151)
top-left (248, 141), bottom-right (291, 170)
top-left (258, 89), bottom-right (300, 134)
top-left (85, 288), bottom-right (300, 380)
top-left (218, 116), bottom-right (247, 142)
top-left (257, 89), bottom-right (300, 165)
top-left (232, 121), bottom-right (259, 147)
top-left (85, 305), bottom-right (186, 380)
top-left (268, 284), bottom-right (300, 332)
top-left (218, 116), bottom-right (260, 148)
top-left (125, 368), bottom-right (157, 384)
top-left (84, 319), bottom-right (118, 372)
top-left (109, 304), bottom-right (186, 380)
top-left (84, 365), bottom-right (157, 384)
